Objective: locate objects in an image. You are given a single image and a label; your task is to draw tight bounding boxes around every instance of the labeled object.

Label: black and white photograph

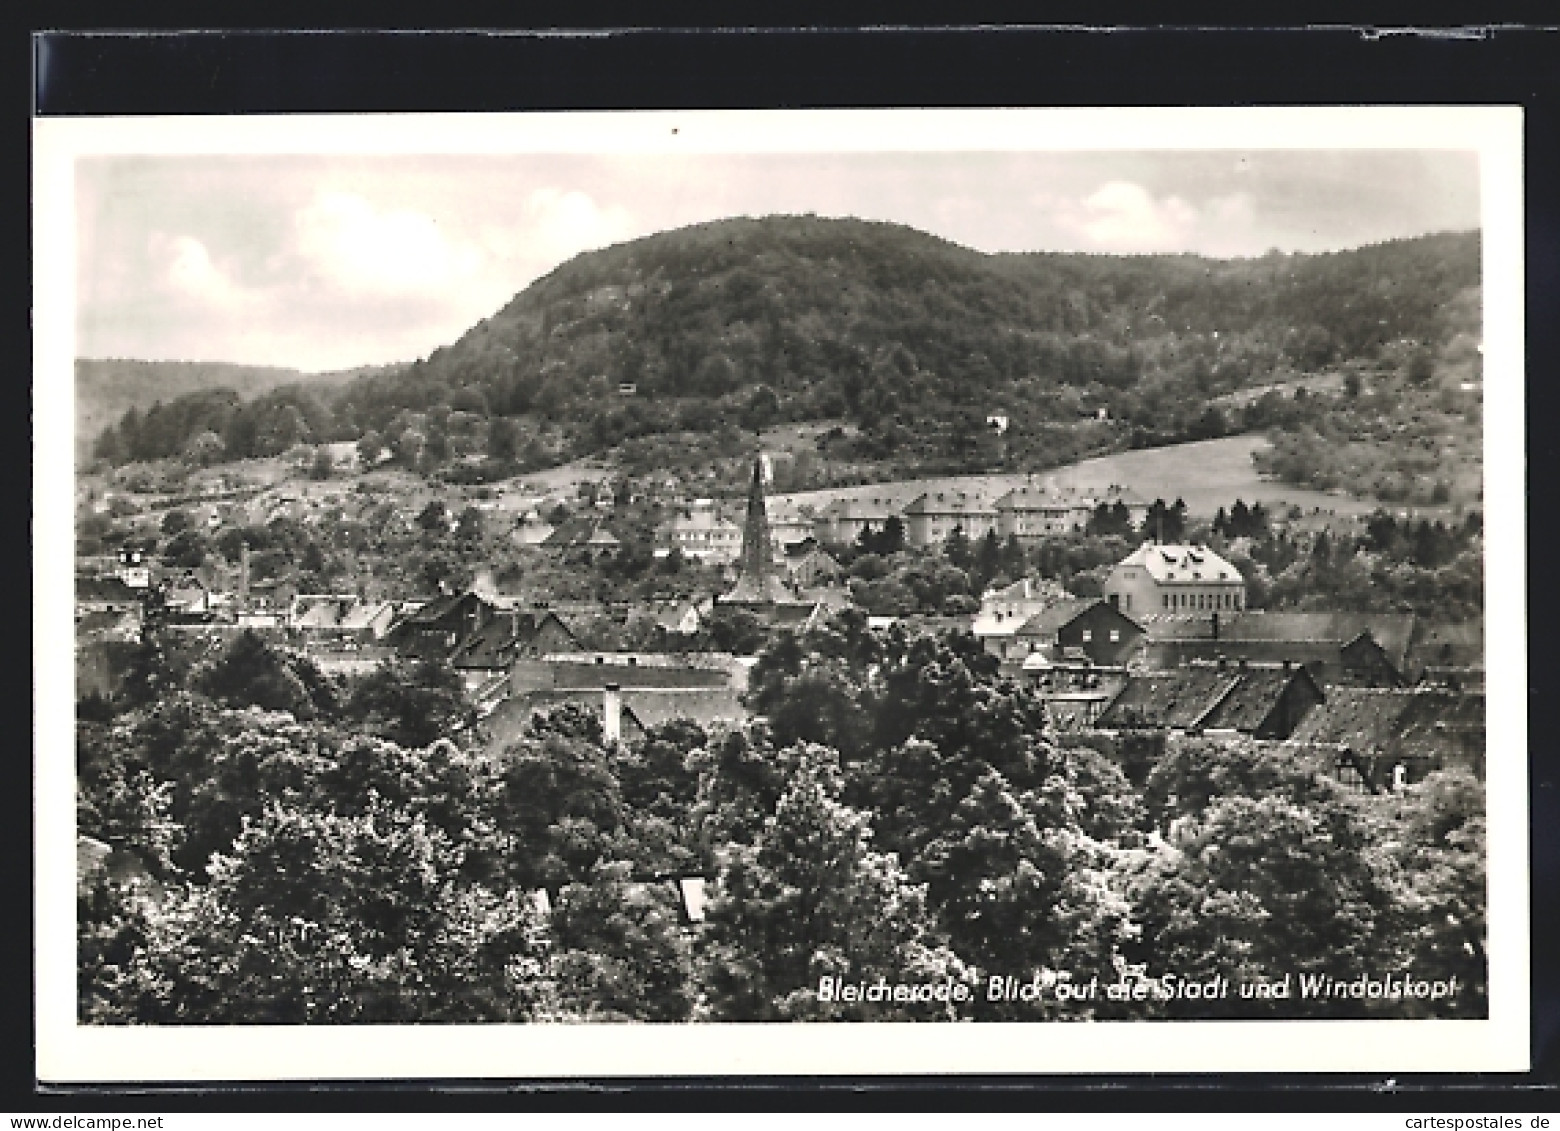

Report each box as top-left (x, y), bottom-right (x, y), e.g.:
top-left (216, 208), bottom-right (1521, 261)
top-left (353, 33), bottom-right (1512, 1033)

top-left (33, 106), bottom-right (1527, 1079)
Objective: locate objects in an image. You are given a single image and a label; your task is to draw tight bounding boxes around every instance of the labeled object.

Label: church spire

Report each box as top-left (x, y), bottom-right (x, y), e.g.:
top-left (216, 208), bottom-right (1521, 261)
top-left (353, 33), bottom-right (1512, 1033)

top-left (718, 454), bottom-right (790, 607)
top-left (739, 455), bottom-right (775, 584)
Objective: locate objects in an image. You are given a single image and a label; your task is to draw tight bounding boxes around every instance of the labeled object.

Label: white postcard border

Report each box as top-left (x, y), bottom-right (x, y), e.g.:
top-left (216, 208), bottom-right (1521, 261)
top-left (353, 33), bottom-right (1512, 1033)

top-left (34, 105), bottom-right (1528, 1081)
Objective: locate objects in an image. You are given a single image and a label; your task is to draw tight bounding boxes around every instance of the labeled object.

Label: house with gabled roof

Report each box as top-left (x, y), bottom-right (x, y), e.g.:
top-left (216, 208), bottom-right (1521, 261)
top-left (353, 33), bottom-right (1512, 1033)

top-left (1094, 661), bottom-right (1324, 740)
top-left (767, 499), bottom-right (818, 552)
top-left (448, 609), bottom-right (580, 688)
top-left (338, 600), bottom-right (398, 640)
top-left (1022, 660), bottom-right (1132, 730)
top-left (161, 572), bottom-right (211, 618)
top-left (1285, 685), bottom-right (1485, 788)
top-left (972, 576), bottom-right (1074, 654)
top-left (782, 540), bottom-right (842, 588)
top-left (1405, 618), bottom-right (1484, 679)
top-left (654, 597), bottom-right (715, 637)
top-left (386, 590), bottom-right (497, 661)
top-left (1010, 598), bottom-right (1146, 668)
top-left (1193, 662), bottom-right (1327, 738)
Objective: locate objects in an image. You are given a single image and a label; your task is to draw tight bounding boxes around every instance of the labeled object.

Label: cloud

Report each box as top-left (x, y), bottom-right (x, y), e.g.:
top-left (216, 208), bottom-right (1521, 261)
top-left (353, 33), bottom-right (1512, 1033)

top-left (1042, 181), bottom-right (1261, 256)
top-left (1079, 181), bottom-right (1198, 249)
top-left (153, 234), bottom-right (245, 307)
top-left (483, 187), bottom-right (635, 269)
top-left (293, 190), bottom-right (483, 295)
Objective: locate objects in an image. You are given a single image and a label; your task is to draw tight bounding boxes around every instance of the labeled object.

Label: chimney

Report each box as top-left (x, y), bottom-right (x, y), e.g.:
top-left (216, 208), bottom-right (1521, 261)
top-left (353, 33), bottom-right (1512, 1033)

top-left (602, 682), bottom-right (622, 744)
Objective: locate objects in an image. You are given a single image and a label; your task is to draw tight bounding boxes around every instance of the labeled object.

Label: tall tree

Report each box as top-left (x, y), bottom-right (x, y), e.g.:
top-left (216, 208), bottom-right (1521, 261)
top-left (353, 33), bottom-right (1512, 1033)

top-left (699, 744), bottom-right (971, 1020)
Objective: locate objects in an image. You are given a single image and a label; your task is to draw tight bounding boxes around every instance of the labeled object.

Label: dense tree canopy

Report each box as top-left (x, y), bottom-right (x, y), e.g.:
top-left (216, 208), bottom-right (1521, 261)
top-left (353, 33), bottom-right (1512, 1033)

top-left (78, 613), bottom-right (1484, 1024)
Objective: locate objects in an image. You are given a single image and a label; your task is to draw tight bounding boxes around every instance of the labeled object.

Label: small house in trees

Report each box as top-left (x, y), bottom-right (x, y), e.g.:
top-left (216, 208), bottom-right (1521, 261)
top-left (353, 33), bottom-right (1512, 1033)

top-left (654, 598), bottom-right (712, 637)
top-left (511, 514), bottom-right (556, 550)
top-left (339, 600), bottom-right (398, 640)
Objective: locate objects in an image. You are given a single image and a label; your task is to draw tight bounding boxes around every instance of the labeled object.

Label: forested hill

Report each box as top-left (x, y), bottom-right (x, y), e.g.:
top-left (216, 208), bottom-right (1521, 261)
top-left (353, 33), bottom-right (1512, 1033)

top-left (79, 359), bottom-right (393, 466)
top-left (334, 216), bottom-right (1477, 443)
top-left (88, 216), bottom-right (1481, 476)
top-left (77, 360), bottom-right (309, 450)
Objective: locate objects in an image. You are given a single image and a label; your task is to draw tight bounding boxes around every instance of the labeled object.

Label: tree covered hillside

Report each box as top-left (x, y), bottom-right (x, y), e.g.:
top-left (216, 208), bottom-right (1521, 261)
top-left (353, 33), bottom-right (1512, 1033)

top-left (89, 216), bottom-right (1481, 485)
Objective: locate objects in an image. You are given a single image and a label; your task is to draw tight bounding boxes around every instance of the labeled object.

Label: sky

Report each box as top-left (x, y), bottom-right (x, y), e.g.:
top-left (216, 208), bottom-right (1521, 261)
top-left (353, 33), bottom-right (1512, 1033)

top-left (74, 149), bottom-right (1480, 373)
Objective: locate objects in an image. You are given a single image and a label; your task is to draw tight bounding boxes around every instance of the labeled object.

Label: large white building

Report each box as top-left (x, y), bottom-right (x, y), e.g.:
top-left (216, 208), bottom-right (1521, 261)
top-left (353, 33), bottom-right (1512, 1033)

top-left (659, 499), bottom-right (743, 563)
top-left (1103, 542), bottom-right (1246, 616)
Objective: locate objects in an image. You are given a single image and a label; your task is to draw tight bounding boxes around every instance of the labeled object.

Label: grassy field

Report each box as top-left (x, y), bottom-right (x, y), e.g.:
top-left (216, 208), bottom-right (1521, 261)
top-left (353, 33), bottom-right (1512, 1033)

top-left (769, 434), bottom-right (1398, 521)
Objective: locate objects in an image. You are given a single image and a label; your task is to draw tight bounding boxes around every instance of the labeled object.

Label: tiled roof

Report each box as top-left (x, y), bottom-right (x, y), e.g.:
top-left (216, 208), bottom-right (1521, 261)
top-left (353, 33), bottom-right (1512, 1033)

top-left (767, 600), bottom-right (826, 628)
top-left (485, 689), bottom-right (636, 750)
top-left (535, 652), bottom-right (740, 689)
top-left (1287, 687), bottom-right (1484, 755)
top-left (720, 573), bottom-right (795, 605)
top-left (398, 591), bottom-right (469, 626)
top-left (665, 509), bottom-right (740, 535)
top-left (339, 601), bottom-right (394, 631)
top-left (292, 595), bottom-right (359, 629)
top-left (451, 611), bottom-right (578, 669)
top-left (819, 498), bottom-right (897, 520)
top-left (1139, 611), bottom-right (1416, 666)
top-left (902, 491), bottom-right (998, 517)
top-left (1095, 668), bottom-right (1241, 730)
top-left (1143, 638), bottom-right (1342, 671)
top-left (1015, 598), bottom-right (1113, 638)
top-left (994, 485), bottom-right (1080, 511)
top-left (1116, 543), bottom-right (1241, 584)
top-left (1406, 619), bottom-right (1485, 671)
top-left (622, 688), bottom-right (748, 730)
top-left (1197, 667), bottom-right (1311, 732)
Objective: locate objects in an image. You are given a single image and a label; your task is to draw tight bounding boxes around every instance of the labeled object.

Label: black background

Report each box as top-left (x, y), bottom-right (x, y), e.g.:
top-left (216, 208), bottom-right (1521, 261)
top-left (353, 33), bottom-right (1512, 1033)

top-left (24, 18), bottom-right (1560, 1112)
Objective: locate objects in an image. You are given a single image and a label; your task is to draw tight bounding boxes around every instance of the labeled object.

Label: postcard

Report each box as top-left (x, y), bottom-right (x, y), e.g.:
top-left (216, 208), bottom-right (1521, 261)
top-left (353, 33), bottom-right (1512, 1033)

top-left (34, 105), bottom-right (1528, 1080)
